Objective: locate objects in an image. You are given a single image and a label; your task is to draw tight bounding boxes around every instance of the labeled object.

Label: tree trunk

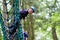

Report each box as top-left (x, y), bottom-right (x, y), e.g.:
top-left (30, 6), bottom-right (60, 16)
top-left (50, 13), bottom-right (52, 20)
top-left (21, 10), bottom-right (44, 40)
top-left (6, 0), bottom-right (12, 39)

top-left (30, 15), bottom-right (34, 40)
top-left (2, 0), bottom-right (8, 26)
top-left (25, 17), bottom-right (31, 40)
top-left (52, 23), bottom-right (58, 40)
top-left (27, 14), bottom-right (34, 40)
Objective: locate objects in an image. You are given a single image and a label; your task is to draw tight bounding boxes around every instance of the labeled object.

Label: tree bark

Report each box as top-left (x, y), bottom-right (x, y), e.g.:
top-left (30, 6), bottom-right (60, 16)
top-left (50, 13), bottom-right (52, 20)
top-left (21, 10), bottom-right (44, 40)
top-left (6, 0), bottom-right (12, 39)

top-left (2, 0), bottom-right (8, 26)
top-left (30, 15), bottom-right (34, 40)
top-left (52, 23), bottom-right (58, 40)
top-left (27, 14), bottom-right (34, 40)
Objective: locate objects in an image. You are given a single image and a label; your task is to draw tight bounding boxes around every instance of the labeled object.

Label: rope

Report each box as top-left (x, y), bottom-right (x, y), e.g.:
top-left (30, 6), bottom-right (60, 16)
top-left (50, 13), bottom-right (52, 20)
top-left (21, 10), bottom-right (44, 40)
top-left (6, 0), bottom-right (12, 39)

top-left (0, 0), bottom-right (24, 40)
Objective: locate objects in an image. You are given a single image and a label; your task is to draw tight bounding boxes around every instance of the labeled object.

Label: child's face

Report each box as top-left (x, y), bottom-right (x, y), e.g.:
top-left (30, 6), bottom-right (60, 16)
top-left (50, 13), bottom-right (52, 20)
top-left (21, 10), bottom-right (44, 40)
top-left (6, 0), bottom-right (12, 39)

top-left (28, 9), bottom-right (33, 14)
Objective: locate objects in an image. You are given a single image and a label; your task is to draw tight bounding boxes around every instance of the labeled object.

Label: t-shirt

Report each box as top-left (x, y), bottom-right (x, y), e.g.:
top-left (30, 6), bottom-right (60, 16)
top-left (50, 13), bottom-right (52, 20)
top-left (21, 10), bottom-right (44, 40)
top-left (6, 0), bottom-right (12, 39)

top-left (24, 32), bottom-right (28, 40)
top-left (20, 10), bottom-right (28, 19)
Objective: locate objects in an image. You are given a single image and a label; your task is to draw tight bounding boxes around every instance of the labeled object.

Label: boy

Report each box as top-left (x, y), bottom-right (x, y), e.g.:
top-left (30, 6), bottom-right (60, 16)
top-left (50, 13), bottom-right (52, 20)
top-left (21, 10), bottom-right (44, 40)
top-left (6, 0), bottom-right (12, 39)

top-left (8, 7), bottom-right (36, 39)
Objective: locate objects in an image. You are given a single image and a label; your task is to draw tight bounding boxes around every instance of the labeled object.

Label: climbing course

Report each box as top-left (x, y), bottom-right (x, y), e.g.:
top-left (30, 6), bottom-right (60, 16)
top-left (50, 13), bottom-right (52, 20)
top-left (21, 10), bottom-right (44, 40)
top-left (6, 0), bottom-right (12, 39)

top-left (0, 0), bottom-right (23, 40)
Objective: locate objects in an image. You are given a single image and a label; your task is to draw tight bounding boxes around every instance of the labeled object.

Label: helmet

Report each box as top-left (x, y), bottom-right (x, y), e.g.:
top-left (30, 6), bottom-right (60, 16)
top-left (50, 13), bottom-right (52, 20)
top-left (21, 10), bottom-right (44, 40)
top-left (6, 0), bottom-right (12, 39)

top-left (30, 6), bottom-right (36, 13)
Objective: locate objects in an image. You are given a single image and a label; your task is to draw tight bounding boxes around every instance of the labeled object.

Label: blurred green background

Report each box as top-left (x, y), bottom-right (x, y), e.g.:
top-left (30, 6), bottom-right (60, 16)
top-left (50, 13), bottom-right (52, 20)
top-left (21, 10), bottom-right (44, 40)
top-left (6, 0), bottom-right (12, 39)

top-left (0, 0), bottom-right (60, 40)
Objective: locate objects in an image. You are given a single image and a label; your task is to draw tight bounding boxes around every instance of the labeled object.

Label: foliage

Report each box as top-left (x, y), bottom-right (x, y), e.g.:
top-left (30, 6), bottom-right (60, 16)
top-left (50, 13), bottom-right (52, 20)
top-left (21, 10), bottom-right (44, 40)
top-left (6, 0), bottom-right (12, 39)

top-left (0, 0), bottom-right (60, 40)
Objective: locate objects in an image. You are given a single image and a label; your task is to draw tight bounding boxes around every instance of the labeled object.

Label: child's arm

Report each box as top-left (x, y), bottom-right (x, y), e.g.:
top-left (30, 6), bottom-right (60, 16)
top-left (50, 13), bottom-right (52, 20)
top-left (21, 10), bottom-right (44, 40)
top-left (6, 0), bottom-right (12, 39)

top-left (19, 10), bottom-right (28, 19)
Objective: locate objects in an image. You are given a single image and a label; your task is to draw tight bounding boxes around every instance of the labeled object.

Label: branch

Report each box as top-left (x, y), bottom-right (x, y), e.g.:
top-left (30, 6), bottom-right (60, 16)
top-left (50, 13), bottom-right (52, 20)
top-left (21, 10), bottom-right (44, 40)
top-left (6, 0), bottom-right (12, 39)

top-left (46, 0), bottom-right (57, 9)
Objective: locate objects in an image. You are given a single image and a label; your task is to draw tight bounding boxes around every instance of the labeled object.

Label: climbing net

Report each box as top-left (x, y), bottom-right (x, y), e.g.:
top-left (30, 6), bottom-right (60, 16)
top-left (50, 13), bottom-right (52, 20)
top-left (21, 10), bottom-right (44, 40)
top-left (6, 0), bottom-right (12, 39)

top-left (0, 0), bottom-right (23, 40)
